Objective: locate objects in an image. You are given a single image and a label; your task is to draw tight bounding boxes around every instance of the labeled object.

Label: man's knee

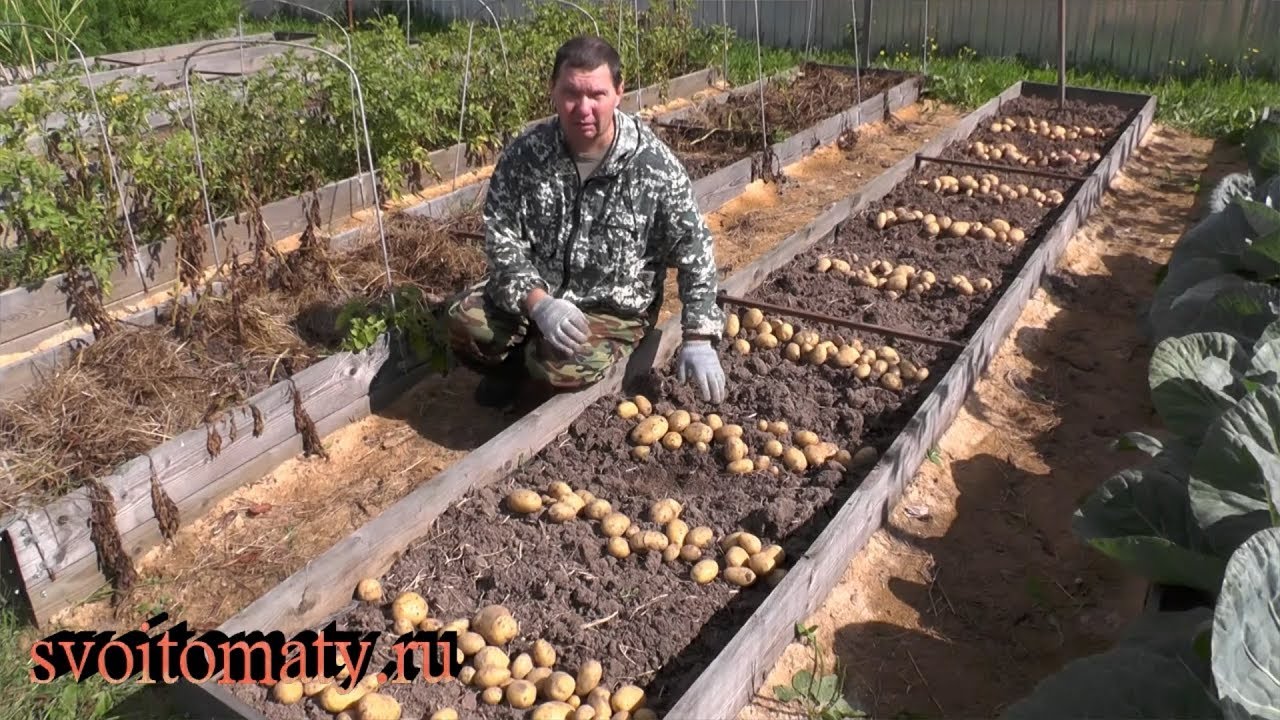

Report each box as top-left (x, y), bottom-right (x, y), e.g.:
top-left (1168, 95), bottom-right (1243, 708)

top-left (524, 320), bottom-right (646, 389)
top-left (445, 283), bottom-right (521, 365)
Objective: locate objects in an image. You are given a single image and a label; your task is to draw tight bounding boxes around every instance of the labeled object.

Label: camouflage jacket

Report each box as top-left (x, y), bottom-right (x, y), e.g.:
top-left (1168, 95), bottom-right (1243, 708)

top-left (482, 108), bottom-right (724, 338)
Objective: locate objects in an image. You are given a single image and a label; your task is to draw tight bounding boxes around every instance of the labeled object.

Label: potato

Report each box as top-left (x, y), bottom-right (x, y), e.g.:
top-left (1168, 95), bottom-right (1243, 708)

top-left (1009, 228), bottom-right (1025, 242)
top-left (915, 366), bottom-right (930, 382)
top-left (754, 455), bottom-right (772, 472)
top-left (879, 347), bottom-right (900, 364)
top-left (506, 489), bottom-right (543, 515)
top-left (630, 446), bottom-right (650, 461)
top-left (834, 346), bottom-right (859, 368)
top-left (885, 274), bottom-right (909, 293)
top-left (724, 313), bottom-right (741, 337)
top-left (587, 688), bottom-right (612, 708)
top-left (763, 439), bottom-right (784, 457)
top-left (782, 342), bottom-right (802, 363)
top-left (532, 639), bottom-right (557, 668)
top-left (714, 423), bottom-right (744, 441)
top-left (633, 395), bottom-right (653, 416)
top-left (737, 532), bottom-right (763, 554)
top-left (629, 415), bottom-right (669, 446)
top-left (777, 323), bottom-right (795, 342)
top-left (650, 498), bottom-right (682, 524)
top-left (793, 430), bottom-right (819, 448)
top-left (607, 536), bottom-right (630, 558)
top-left (723, 437), bottom-right (749, 463)
top-left (600, 512), bottom-right (631, 537)
top-left (392, 617), bottom-right (416, 636)
top-left (666, 518), bottom-right (690, 547)
top-left (874, 359), bottom-right (890, 374)
top-left (355, 693), bottom-right (402, 720)
top-left (584, 499), bottom-right (613, 521)
top-left (976, 277), bottom-right (993, 292)
top-left (855, 363), bottom-right (872, 379)
top-left (304, 679), bottom-right (331, 697)
top-left (767, 420), bottom-right (789, 436)
top-left (767, 568), bottom-right (790, 587)
top-left (753, 333), bottom-right (779, 350)
top-left (682, 422), bottom-right (713, 444)
top-left (726, 458), bottom-right (754, 474)
top-left (724, 566), bottom-right (758, 587)
top-left (642, 530), bottom-right (670, 552)
top-left (725, 546), bottom-right (749, 567)
top-left (749, 552), bottom-right (778, 576)
top-left (473, 666), bottom-right (512, 689)
top-left (815, 256), bottom-right (833, 272)
top-left (473, 606), bottom-right (518, 646)
top-left (781, 446), bottom-right (808, 473)
top-left (547, 502), bottom-right (578, 523)
top-left (506, 680), bottom-right (538, 708)
top-left (660, 432), bottom-right (683, 450)
top-left (881, 372), bottom-right (903, 391)
top-left (804, 442), bottom-right (840, 467)
top-left (705, 414), bottom-right (723, 430)
top-left (695, 441), bottom-right (710, 453)
top-left (575, 660), bottom-right (603, 697)
top-left (666, 410), bottom-right (691, 433)
top-left (612, 685), bottom-right (646, 712)
top-left (547, 481), bottom-right (574, 499)
top-left (429, 710), bottom-right (459, 720)
top-left (511, 652), bottom-right (534, 680)
top-left (391, 592), bottom-right (428, 626)
top-left (948, 220), bottom-right (971, 238)
top-left (443, 618), bottom-right (470, 634)
top-left (616, 401), bottom-right (639, 420)
top-left (541, 671), bottom-right (576, 702)
top-left (634, 711), bottom-right (658, 720)
top-left (458, 666), bottom-right (477, 685)
top-left (473, 646), bottom-right (510, 670)
top-left (662, 543), bottom-right (682, 562)
top-left (526, 667), bottom-right (554, 687)
top-left (852, 446), bottom-right (879, 467)
top-left (732, 338), bottom-right (751, 355)
top-left (687, 526), bottom-right (714, 548)
top-left (532, 702), bottom-right (576, 720)
top-left (318, 684), bottom-right (368, 713)
top-left (271, 680), bottom-right (304, 705)
top-left (679, 544), bottom-right (703, 562)
top-left (574, 706), bottom-right (597, 720)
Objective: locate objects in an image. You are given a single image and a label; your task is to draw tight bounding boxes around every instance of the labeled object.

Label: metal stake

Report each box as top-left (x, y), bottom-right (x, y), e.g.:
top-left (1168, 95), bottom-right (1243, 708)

top-left (1058, 0), bottom-right (1067, 107)
top-left (454, 21), bottom-right (475, 191)
top-left (716, 292), bottom-right (967, 350)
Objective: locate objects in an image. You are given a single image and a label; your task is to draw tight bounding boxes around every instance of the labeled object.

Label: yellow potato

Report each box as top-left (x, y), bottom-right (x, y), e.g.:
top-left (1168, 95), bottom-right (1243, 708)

top-left (834, 346), bottom-right (859, 368)
top-left (873, 359), bottom-right (890, 375)
top-left (642, 531), bottom-right (669, 552)
top-left (714, 424), bottom-right (745, 442)
top-left (607, 536), bottom-right (630, 558)
top-left (660, 432), bottom-right (683, 450)
top-left (777, 323), bottom-right (795, 342)
top-left (587, 688), bottom-right (612, 708)
top-left (743, 308), bottom-right (764, 329)
top-left (271, 680), bottom-right (304, 705)
top-left (724, 313), bottom-right (741, 337)
top-left (649, 498), bottom-right (682, 524)
top-left (584, 499), bottom-right (613, 521)
top-left (574, 706), bottom-right (598, 720)
top-left (473, 666), bottom-right (512, 689)
top-left (506, 489), bottom-right (543, 515)
top-left (632, 395), bottom-right (653, 416)
top-left (391, 592), bottom-right (428, 626)
top-left (612, 685), bottom-right (646, 712)
top-left (458, 666), bottom-right (477, 685)
top-left (705, 414), bottom-right (723, 430)
top-left (532, 702), bottom-right (576, 720)
top-left (634, 710), bottom-right (658, 720)
top-left (763, 439), bottom-right (784, 457)
top-left (526, 667), bottom-right (554, 687)
top-left (804, 442), bottom-right (840, 467)
top-left (722, 437), bottom-right (749, 463)
top-left (679, 544), bottom-right (703, 562)
top-left (666, 518), bottom-right (689, 547)
top-left (630, 446), bottom-right (650, 461)
top-left (726, 458), bottom-right (754, 474)
top-left (547, 502), bottom-right (578, 523)
top-left (695, 441), bottom-right (709, 453)
top-left (781, 447), bottom-right (808, 473)
top-left (737, 532), bottom-right (763, 555)
top-left (442, 618), bottom-right (469, 634)
top-left (629, 415), bottom-right (669, 446)
top-left (691, 559), bottom-right (719, 584)
top-left (616, 401), bottom-right (639, 419)
top-left (754, 456), bottom-right (771, 472)
top-left (852, 446), bottom-right (879, 467)
top-left (511, 652), bottom-right (534, 680)
top-left (600, 512), bottom-right (631, 538)
top-left (392, 617), bottom-right (416, 636)
top-left (548, 481), bottom-right (574, 499)
top-left (732, 338), bottom-right (751, 355)
top-left (667, 410), bottom-right (691, 433)
top-left (753, 333), bottom-right (779, 350)
top-left (473, 605), bottom-right (518, 646)
top-left (318, 684), bottom-right (368, 713)
top-left (881, 372), bottom-right (903, 391)
top-left (682, 422), bottom-right (713, 444)
top-left (429, 709), bottom-right (458, 720)
top-left (355, 578), bottom-right (382, 603)
top-left (976, 277), bottom-right (993, 292)
top-left (507, 680), bottom-right (538, 708)
top-left (749, 551), bottom-right (777, 576)
top-left (576, 660), bottom-right (603, 696)
top-left (532, 639), bottom-right (557, 668)
top-left (793, 430), bottom-right (819, 448)
top-left (878, 346), bottom-right (900, 364)
top-left (784, 342), bottom-right (802, 362)
top-left (767, 420), bottom-right (790, 436)
top-left (473, 646), bottom-right (510, 670)
top-left (686, 526), bottom-right (714, 548)
top-left (541, 671), bottom-right (576, 702)
top-left (725, 546), bottom-right (750, 567)
top-left (355, 693), bottom-right (402, 720)
top-left (303, 679), bottom-right (331, 697)
top-left (724, 566), bottom-right (758, 587)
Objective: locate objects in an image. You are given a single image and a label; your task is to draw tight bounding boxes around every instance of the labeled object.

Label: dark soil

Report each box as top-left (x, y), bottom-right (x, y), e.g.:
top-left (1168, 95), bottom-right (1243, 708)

top-left (661, 64), bottom-right (908, 178)
top-left (229, 97), bottom-right (1134, 719)
top-left (933, 95), bottom-right (1136, 178)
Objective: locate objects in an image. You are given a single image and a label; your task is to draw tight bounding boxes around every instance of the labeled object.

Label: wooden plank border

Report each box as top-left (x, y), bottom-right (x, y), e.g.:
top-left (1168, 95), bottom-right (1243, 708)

top-left (0, 68), bottom-right (921, 628)
top-left (0, 68), bottom-right (719, 358)
top-left (166, 80), bottom-right (1154, 719)
top-left (666, 82), bottom-right (1157, 719)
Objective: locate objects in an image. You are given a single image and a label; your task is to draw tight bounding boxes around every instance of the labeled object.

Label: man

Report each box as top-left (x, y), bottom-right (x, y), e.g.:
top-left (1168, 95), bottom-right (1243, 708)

top-left (446, 35), bottom-right (727, 409)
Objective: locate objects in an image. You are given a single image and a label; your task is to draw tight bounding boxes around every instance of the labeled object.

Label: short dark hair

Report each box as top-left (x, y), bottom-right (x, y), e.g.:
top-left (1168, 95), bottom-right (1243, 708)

top-left (551, 36), bottom-right (623, 88)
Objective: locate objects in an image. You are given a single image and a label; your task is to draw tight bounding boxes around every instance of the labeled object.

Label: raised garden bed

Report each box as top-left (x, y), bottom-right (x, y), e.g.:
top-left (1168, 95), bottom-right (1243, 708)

top-left (0, 66), bottom-right (922, 629)
top-left (0, 67), bottom-right (719, 363)
top-left (166, 82), bottom-right (1154, 720)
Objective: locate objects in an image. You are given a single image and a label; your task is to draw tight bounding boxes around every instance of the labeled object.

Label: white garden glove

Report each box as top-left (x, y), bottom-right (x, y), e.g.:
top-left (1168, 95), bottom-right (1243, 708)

top-left (677, 340), bottom-right (726, 404)
top-left (530, 295), bottom-right (590, 356)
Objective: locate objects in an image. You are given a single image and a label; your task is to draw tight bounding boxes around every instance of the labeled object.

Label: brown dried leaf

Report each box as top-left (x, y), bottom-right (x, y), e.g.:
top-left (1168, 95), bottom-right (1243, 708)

top-left (206, 425), bottom-right (222, 458)
top-left (246, 502), bottom-right (272, 517)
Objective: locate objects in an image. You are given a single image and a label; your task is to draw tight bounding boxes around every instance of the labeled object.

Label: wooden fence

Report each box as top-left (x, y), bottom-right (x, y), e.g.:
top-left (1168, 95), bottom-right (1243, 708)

top-left (246, 0), bottom-right (1280, 79)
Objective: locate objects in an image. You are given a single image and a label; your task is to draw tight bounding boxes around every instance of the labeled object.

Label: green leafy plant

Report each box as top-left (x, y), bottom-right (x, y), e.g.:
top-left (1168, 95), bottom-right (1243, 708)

top-left (773, 623), bottom-right (865, 719)
top-left (337, 285), bottom-right (451, 374)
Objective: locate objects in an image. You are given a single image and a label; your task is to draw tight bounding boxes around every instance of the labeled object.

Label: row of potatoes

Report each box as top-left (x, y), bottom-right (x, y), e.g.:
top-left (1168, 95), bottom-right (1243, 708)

top-left (988, 115), bottom-right (1107, 140)
top-left (723, 308), bottom-right (931, 392)
top-left (815, 254), bottom-right (994, 300)
top-left (873, 201), bottom-right (1034, 245)
top-left (966, 139), bottom-right (1102, 168)
top-left (921, 171), bottom-right (1065, 210)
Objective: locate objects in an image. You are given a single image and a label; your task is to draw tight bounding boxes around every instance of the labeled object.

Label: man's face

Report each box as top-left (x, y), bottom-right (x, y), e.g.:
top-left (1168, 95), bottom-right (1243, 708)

top-left (551, 63), bottom-right (622, 152)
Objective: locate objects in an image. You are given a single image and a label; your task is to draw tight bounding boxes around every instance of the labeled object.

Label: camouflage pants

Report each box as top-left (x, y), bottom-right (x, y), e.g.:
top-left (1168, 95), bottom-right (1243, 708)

top-left (445, 281), bottom-right (650, 389)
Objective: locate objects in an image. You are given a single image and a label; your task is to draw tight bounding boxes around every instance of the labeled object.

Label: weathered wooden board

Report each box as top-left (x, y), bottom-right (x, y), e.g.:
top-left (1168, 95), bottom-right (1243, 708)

top-left (0, 67), bottom-right (920, 628)
top-left (665, 84), bottom-right (1157, 720)
top-left (0, 68), bottom-right (716, 360)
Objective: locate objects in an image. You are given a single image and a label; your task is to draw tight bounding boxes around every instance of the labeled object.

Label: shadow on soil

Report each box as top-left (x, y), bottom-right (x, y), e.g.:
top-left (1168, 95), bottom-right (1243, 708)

top-left (820, 131), bottom-right (1250, 718)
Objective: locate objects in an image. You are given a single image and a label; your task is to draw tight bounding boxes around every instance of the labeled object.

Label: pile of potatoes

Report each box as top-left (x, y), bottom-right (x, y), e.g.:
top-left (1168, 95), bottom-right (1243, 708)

top-left (946, 274), bottom-right (993, 296)
top-left (869, 202), bottom-right (1029, 245)
top-left (721, 308), bottom-right (931, 390)
top-left (615, 396), bottom-right (737, 462)
top-left (921, 172), bottom-right (1064, 212)
top-left (967, 139), bottom-right (1101, 168)
top-left (989, 115), bottom-right (1106, 142)
top-left (817, 254), bottom-right (940, 300)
